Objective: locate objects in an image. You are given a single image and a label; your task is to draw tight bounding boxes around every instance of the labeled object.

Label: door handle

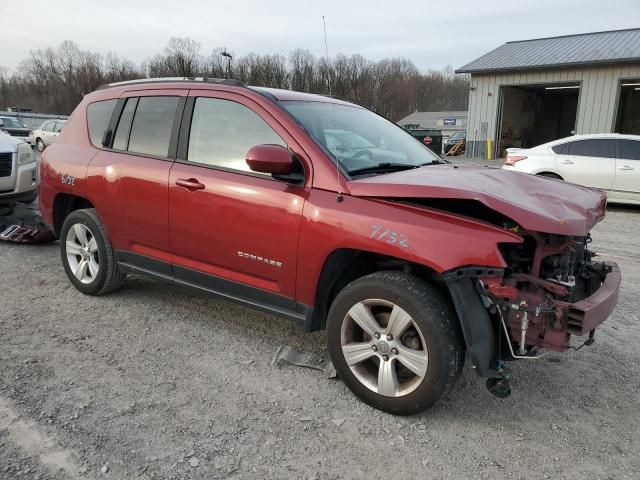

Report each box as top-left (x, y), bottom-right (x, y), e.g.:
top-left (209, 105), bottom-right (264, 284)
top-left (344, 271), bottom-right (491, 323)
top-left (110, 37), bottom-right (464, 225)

top-left (561, 160), bottom-right (574, 165)
top-left (175, 178), bottom-right (205, 191)
top-left (618, 165), bottom-right (634, 171)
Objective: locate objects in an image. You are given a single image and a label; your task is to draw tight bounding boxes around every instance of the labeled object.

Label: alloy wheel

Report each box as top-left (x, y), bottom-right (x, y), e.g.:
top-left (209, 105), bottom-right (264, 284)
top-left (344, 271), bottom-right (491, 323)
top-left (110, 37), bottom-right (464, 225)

top-left (340, 299), bottom-right (429, 397)
top-left (65, 223), bottom-right (100, 284)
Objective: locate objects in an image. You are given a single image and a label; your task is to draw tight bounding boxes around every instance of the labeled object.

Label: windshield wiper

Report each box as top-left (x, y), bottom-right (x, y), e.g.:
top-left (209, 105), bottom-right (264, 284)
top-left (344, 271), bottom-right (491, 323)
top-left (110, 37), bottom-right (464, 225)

top-left (348, 162), bottom-right (420, 176)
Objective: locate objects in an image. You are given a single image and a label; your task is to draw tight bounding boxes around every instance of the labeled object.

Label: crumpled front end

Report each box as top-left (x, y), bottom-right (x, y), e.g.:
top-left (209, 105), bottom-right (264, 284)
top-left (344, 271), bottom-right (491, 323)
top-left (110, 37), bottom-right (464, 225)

top-left (446, 226), bottom-right (620, 398)
top-left (483, 231), bottom-right (620, 355)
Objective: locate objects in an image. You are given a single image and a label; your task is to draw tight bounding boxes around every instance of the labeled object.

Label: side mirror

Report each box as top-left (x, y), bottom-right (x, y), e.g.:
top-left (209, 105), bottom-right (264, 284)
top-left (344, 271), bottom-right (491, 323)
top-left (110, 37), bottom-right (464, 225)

top-left (246, 144), bottom-right (293, 175)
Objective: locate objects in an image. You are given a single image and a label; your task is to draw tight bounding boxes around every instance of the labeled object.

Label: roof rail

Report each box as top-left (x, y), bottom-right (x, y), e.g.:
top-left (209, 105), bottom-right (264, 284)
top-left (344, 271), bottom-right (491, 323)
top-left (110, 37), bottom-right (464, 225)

top-left (97, 77), bottom-right (246, 90)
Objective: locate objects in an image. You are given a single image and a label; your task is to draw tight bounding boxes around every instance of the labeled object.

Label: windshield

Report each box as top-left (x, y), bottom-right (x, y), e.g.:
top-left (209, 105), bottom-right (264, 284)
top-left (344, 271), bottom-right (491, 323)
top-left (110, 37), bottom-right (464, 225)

top-left (449, 131), bottom-right (465, 140)
top-left (281, 101), bottom-right (442, 175)
top-left (0, 117), bottom-right (25, 129)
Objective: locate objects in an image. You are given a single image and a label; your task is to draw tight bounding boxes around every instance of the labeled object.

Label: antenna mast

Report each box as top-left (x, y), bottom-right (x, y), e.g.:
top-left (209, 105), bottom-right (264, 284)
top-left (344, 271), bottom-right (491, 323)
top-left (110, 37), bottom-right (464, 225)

top-left (323, 16), bottom-right (344, 203)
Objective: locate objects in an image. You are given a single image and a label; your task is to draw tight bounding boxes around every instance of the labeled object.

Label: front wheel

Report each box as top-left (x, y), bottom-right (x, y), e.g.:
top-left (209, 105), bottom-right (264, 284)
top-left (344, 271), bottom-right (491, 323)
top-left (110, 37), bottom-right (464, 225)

top-left (327, 271), bottom-right (464, 415)
top-left (36, 138), bottom-right (45, 152)
top-left (60, 209), bottom-right (125, 295)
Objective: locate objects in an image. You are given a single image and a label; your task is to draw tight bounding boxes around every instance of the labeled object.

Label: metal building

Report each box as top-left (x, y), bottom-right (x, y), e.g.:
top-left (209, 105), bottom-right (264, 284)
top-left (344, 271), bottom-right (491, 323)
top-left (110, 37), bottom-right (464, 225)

top-left (456, 29), bottom-right (640, 158)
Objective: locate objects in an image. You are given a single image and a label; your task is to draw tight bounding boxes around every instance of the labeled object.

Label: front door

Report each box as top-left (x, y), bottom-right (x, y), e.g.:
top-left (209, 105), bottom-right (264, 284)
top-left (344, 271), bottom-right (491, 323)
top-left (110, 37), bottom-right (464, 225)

top-left (169, 92), bottom-right (309, 306)
top-left (611, 138), bottom-right (640, 203)
top-left (555, 138), bottom-right (616, 191)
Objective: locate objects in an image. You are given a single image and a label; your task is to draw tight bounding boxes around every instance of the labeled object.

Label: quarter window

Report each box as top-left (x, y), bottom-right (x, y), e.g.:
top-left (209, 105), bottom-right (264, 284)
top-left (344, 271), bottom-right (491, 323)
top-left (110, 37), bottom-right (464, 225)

top-left (187, 97), bottom-right (285, 175)
top-left (567, 139), bottom-right (616, 158)
top-left (618, 139), bottom-right (640, 161)
top-left (551, 143), bottom-right (569, 154)
top-left (87, 99), bottom-right (117, 147)
top-left (127, 97), bottom-right (179, 158)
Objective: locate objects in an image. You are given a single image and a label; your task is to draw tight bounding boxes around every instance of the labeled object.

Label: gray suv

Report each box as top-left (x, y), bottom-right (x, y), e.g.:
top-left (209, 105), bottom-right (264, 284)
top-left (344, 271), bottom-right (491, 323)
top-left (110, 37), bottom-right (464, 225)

top-left (0, 131), bottom-right (38, 206)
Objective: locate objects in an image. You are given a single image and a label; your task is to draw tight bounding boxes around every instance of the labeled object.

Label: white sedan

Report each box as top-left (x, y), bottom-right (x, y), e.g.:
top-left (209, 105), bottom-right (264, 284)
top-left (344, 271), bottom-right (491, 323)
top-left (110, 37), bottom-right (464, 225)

top-left (503, 134), bottom-right (640, 205)
top-left (32, 119), bottom-right (66, 152)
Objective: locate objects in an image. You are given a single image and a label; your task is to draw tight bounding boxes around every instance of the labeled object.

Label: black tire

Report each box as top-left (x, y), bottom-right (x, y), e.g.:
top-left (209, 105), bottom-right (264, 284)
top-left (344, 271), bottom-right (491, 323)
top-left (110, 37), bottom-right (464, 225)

top-left (60, 208), bottom-right (125, 295)
top-left (36, 138), bottom-right (45, 152)
top-left (327, 271), bottom-right (464, 416)
top-left (537, 172), bottom-right (563, 180)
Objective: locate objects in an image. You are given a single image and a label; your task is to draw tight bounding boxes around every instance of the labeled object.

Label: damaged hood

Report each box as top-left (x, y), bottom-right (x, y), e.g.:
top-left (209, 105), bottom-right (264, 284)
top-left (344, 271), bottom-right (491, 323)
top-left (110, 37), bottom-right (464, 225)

top-left (346, 165), bottom-right (606, 235)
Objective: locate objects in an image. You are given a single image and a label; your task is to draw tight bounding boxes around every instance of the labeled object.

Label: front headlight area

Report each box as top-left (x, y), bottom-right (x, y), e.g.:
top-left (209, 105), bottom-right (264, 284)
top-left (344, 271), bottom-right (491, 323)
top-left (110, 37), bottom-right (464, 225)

top-left (17, 142), bottom-right (35, 165)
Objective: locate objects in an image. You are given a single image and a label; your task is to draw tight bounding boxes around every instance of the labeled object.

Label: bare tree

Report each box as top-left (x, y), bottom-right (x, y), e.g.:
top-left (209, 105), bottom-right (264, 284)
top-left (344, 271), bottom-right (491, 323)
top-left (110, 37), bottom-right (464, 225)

top-left (1, 38), bottom-right (469, 120)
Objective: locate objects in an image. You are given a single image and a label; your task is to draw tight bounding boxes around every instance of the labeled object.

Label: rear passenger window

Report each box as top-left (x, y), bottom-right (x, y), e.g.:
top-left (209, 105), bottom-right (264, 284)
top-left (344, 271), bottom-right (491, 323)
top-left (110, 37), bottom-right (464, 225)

top-left (87, 99), bottom-right (117, 147)
top-left (187, 97), bottom-right (285, 175)
top-left (618, 139), bottom-right (640, 161)
top-left (127, 97), bottom-right (179, 158)
top-left (567, 139), bottom-right (616, 158)
top-left (113, 98), bottom-right (138, 151)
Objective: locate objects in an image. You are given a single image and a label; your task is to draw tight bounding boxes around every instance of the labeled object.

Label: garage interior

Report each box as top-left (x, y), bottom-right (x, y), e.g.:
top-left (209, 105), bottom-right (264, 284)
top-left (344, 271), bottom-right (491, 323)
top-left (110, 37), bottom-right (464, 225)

top-left (497, 83), bottom-right (579, 157)
top-left (614, 80), bottom-right (640, 134)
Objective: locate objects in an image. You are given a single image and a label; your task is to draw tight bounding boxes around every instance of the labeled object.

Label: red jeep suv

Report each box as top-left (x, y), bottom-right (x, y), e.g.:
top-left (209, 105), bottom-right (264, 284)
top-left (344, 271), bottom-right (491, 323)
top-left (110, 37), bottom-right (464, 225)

top-left (40, 78), bottom-right (620, 415)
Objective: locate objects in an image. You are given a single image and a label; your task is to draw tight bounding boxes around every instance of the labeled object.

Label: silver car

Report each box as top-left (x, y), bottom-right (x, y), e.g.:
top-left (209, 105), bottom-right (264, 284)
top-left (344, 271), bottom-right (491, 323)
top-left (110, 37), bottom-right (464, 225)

top-left (0, 131), bottom-right (39, 206)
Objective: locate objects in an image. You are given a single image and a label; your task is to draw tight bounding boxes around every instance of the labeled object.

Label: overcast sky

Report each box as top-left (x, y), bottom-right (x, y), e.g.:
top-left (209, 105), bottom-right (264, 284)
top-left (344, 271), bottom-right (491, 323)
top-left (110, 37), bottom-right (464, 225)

top-left (2, 0), bottom-right (639, 72)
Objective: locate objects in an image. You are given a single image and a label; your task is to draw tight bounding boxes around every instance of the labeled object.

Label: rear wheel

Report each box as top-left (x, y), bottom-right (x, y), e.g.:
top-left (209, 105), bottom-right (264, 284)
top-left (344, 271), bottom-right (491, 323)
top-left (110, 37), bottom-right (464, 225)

top-left (327, 271), bottom-right (464, 415)
top-left (60, 209), bottom-right (125, 295)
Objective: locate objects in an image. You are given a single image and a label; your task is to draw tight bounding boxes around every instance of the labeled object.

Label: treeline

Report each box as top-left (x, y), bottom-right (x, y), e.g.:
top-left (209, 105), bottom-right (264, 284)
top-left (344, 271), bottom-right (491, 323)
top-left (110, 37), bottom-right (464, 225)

top-left (0, 38), bottom-right (470, 121)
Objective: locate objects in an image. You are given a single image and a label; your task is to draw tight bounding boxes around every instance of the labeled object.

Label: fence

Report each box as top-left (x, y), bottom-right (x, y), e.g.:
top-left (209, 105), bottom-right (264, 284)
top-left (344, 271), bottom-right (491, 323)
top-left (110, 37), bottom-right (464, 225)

top-left (1, 111), bottom-right (69, 129)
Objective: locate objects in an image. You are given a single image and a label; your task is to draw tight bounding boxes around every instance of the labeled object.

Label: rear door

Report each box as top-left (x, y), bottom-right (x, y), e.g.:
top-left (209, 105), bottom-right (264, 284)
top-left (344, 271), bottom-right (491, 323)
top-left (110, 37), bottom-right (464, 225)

top-left (85, 90), bottom-right (186, 267)
top-left (555, 138), bottom-right (616, 190)
top-left (611, 138), bottom-right (640, 203)
top-left (168, 90), bottom-right (309, 307)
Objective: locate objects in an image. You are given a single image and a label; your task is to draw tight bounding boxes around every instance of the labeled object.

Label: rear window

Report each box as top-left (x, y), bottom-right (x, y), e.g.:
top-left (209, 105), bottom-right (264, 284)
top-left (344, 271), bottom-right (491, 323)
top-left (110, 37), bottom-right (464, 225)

top-left (86, 99), bottom-right (117, 147)
top-left (567, 139), bottom-right (616, 158)
top-left (127, 97), bottom-right (179, 158)
top-left (618, 139), bottom-right (640, 161)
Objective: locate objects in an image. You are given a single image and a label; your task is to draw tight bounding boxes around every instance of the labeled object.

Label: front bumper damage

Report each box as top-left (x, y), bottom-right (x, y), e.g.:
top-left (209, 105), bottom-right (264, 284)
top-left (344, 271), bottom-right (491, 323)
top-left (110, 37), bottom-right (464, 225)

top-left (445, 260), bottom-right (621, 387)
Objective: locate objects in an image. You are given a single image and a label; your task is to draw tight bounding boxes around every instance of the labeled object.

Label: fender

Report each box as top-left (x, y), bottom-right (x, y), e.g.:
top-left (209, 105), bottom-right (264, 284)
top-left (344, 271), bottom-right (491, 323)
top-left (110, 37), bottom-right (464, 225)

top-left (296, 189), bottom-right (523, 308)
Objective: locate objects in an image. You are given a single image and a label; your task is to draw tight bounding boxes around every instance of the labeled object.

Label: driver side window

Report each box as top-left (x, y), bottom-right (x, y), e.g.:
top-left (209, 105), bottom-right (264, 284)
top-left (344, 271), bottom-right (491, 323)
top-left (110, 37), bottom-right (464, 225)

top-left (187, 97), bottom-right (286, 176)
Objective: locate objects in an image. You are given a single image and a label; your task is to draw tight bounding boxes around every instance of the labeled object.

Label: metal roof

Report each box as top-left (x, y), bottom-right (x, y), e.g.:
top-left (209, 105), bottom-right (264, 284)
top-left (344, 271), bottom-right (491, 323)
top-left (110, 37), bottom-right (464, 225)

top-left (397, 111), bottom-right (467, 130)
top-left (457, 28), bottom-right (640, 74)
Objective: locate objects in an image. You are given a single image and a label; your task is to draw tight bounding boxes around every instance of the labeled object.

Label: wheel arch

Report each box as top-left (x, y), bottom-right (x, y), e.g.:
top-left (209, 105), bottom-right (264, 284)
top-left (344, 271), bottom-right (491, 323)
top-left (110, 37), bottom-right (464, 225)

top-left (307, 248), bottom-right (446, 332)
top-left (535, 171), bottom-right (564, 180)
top-left (52, 193), bottom-right (94, 236)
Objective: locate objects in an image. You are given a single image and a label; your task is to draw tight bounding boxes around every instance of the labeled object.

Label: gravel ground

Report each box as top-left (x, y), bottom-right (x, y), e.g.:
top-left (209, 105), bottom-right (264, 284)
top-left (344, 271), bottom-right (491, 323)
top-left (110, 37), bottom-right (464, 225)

top-left (1, 202), bottom-right (639, 480)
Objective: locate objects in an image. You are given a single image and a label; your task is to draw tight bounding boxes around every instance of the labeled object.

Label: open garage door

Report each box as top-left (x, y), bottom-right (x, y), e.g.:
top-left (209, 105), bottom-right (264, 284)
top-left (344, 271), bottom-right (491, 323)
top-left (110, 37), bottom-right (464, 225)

top-left (497, 83), bottom-right (579, 157)
top-left (614, 81), bottom-right (640, 134)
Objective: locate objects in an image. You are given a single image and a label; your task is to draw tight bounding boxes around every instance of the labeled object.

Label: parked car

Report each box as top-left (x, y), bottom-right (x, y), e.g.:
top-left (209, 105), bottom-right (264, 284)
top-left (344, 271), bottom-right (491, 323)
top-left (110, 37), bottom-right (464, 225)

top-left (0, 116), bottom-right (33, 145)
top-left (0, 131), bottom-right (38, 206)
top-left (32, 119), bottom-right (67, 152)
top-left (503, 133), bottom-right (640, 205)
top-left (443, 131), bottom-right (466, 154)
top-left (324, 129), bottom-right (407, 166)
top-left (40, 78), bottom-right (620, 415)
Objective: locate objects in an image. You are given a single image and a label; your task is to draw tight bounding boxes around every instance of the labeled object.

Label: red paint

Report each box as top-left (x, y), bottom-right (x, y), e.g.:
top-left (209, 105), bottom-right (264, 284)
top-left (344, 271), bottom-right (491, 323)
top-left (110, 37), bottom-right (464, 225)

top-left (39, 81), bottom-right (618, 346)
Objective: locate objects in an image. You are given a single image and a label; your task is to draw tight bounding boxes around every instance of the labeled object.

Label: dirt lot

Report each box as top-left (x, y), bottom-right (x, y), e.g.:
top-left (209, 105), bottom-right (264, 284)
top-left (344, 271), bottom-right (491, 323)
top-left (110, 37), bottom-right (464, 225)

top-left (1, 203), bottom-right (639, 480)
